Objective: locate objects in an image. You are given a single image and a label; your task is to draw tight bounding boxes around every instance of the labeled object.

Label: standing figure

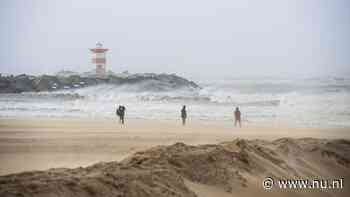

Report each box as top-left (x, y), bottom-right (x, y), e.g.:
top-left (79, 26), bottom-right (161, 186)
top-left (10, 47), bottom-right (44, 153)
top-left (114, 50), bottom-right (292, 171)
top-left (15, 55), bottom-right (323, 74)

top-left (181, 105), bottom-right (187, 125)
top-left (116, 106), bottom-right (121, 123)
top-left (234, 107), bottom-right (241, 127)
top-left (116, 105), bottom-right (126, 125)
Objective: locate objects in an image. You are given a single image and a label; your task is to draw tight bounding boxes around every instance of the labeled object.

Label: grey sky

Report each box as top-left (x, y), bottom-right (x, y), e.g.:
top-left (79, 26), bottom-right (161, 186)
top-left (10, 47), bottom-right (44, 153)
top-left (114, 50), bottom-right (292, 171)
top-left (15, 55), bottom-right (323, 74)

top-left (0, 0), bottom-right (349, 78)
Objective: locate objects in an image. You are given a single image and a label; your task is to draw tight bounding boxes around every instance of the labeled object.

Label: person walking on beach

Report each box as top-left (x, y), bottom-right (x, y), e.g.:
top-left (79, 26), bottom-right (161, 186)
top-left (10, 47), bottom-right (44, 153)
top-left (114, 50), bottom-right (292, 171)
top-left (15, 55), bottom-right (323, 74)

top-left (116, 105), bottom-right (126, 125)
top-left (181, 105), bottom-right (187, 125)
top-left (234, 107), bottom-right (241, 127)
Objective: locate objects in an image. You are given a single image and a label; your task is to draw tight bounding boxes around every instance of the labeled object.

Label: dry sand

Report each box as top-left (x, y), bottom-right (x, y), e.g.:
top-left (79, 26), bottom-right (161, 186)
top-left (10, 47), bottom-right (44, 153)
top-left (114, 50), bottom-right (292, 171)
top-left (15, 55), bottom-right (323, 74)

top-left (0, 118), bottom-right (348, 175)
top-left (0, 118), bottom-right (349, 197)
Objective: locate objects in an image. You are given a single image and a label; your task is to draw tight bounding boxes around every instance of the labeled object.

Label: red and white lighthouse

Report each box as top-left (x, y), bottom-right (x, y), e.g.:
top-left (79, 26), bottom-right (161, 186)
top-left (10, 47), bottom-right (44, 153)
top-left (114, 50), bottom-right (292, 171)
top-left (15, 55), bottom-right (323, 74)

top-left (90, 42), bottom-right (109, 78)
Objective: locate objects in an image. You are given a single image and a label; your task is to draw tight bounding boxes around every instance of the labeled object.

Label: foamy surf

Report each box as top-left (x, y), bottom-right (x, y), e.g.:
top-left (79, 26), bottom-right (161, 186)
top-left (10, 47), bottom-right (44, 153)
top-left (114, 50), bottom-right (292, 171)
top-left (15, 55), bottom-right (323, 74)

top-left (0, 77), bottom-right (349, 128)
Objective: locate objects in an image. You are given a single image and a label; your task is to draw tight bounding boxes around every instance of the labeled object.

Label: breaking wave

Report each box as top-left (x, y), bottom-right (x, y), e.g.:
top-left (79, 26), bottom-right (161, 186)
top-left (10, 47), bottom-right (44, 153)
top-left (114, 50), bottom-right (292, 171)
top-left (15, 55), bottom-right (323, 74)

top-left (0, 77), bottom-right (350, 128)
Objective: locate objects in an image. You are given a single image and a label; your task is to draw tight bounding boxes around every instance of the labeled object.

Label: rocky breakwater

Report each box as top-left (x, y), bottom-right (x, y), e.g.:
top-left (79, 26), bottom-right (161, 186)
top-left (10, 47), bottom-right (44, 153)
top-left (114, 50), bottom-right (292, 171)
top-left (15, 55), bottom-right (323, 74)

top-left (0, 73), bottom-right (200, 93)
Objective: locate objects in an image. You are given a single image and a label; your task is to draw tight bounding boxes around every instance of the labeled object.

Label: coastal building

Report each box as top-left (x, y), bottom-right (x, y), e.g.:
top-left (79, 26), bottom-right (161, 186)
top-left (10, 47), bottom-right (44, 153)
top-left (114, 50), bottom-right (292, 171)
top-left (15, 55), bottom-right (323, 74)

top-left (89, 43), bottom-right (109, 78)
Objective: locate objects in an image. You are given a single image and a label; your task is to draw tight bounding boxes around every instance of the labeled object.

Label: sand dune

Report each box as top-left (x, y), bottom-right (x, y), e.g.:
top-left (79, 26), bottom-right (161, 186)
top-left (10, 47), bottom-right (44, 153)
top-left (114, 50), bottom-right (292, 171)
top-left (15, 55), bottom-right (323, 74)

top-left (1, 138), bottom-right (349, 197)
top-left (1, 118), bottom-right (349, 175)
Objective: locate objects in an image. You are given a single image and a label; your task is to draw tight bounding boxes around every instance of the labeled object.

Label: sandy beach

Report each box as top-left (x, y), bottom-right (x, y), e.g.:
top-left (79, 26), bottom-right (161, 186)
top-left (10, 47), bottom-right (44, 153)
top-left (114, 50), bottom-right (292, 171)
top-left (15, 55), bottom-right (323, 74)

top-left (0, 118), bottom-right (350, 197)
top-left (2, 0), bottom-right (350, 196)
top-left (0, 118), bottom-right (349, 175)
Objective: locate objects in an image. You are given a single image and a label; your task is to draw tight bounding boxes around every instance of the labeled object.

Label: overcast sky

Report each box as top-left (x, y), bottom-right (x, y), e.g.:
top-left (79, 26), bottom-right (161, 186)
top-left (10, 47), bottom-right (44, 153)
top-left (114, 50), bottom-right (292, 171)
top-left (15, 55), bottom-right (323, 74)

top-left (0, 0), bottom-right (349, 79)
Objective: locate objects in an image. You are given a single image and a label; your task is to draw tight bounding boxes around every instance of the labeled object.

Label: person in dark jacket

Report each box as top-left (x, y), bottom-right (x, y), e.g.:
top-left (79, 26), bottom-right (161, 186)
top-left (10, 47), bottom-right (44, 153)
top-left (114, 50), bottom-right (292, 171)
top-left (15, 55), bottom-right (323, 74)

top-left (234, 107), bottom-right (241, 127)
top-left (116, 105), bottom-right (126, 124)
top-left (181, 105), bottom-right (187, 125)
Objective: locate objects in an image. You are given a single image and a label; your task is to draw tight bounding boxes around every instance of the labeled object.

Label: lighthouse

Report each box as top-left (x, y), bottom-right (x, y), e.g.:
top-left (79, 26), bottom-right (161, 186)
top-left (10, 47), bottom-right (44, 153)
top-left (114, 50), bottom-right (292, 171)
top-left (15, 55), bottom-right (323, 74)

top-left (90, 42), bottom-right (109, 78)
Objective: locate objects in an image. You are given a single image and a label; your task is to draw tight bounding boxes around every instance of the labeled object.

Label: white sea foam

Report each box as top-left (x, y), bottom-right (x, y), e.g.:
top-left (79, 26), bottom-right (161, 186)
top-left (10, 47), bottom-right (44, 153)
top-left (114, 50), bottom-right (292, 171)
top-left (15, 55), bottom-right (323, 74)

top-left (0, 77), bottom-right (349, 128)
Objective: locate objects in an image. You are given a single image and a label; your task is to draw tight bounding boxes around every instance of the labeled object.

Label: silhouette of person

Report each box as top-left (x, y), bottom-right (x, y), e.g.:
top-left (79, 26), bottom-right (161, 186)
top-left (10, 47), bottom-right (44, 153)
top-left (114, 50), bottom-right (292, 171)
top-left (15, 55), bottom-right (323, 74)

top-left (116, 105), bottom-right (126, 124)
top-left (116, 105), bottom-right (121, 123)
top-left (234, 107), bottom-right (241, 127)
top-left (181, 105), bottom-right (187, 125)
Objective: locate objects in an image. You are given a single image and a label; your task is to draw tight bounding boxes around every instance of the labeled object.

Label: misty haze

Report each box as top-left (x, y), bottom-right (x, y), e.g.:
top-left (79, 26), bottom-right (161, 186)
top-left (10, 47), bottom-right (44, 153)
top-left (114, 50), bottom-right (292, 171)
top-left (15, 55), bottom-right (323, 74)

top-left (1, 0), bottom-right (349, 78)
top-left (0, 1), bottom-right (350, 197)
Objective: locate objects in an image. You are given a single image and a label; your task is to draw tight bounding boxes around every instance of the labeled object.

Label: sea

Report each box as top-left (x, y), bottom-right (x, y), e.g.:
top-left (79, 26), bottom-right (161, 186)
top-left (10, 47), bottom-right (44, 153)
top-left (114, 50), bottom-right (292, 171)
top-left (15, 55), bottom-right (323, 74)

top-left (1, 76), bottom-right (350, 128)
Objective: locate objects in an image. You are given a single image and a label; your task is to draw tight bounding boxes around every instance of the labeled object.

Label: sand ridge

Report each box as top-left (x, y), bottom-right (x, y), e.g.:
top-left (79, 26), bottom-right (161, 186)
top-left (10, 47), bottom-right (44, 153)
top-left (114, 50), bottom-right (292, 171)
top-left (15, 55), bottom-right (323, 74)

top-left (1, 138), bottom-right (349, 197)
top-left (1, 118), bottom-right (349, 175)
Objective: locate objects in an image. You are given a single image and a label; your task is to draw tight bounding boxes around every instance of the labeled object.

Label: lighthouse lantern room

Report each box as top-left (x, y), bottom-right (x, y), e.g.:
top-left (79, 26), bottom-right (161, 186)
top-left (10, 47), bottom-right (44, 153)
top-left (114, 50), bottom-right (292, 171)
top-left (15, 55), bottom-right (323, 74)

top-left (90, 42), bottom-right (109, 78)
